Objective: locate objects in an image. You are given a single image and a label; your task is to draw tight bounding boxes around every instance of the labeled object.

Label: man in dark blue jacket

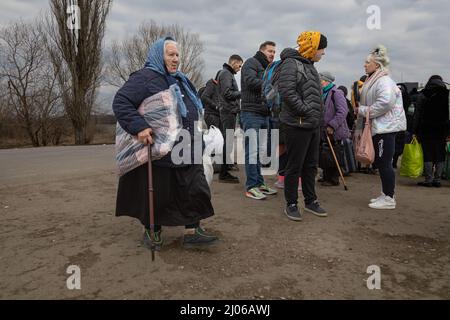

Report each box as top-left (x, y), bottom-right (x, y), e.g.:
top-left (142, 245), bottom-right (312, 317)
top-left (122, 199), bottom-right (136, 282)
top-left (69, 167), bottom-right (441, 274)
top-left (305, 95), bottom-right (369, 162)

top-left (240, 41), bottom-right (278, 200)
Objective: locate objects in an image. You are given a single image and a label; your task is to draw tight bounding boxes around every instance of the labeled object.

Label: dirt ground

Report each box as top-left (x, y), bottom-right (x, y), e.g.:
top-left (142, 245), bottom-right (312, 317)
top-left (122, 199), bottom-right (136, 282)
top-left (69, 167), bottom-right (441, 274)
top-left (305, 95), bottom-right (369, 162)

top-left (0, 146), bottom-right (449, 299)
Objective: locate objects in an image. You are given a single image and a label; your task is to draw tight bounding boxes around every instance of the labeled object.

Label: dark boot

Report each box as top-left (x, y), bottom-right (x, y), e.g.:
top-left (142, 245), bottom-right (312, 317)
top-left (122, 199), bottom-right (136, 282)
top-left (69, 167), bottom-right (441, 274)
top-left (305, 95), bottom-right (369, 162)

top-left (321, 181), bottom-right (339, 186)
top-left (423, 162), bottom-right (433, 183)
top-left (183, 227), bottom-right (219, 247)
top-left (417, 181), bottom-right (433, 187)
top-left (219, 172), bottom-right (239, 184)
top-left (433, 162), bottom-right (444, 187)
top-left (143, 229), bottom-right (163, 251)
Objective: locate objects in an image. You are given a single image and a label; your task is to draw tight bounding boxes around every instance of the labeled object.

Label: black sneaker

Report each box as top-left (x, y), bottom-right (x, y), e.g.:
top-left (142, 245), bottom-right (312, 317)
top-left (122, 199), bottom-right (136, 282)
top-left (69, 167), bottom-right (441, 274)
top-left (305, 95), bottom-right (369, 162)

top-left (321, 181), bottom-right (340, 187)
top-left (304, 201), bottom-right (328, 217)
top-left (432, 181), bottom-right (442, 188)
top-left (417, 181), bottom-right (433, 187)
top-left (228, 164), bottom-right (240, 172)
top-left (183, 227), bottom-right (219, 247)
top-left (284, 204), bottom-right (302, 221)
top-left (219, 172), bottom-right (240, 184)
top-left (143, 229), bottom-right (163, 251)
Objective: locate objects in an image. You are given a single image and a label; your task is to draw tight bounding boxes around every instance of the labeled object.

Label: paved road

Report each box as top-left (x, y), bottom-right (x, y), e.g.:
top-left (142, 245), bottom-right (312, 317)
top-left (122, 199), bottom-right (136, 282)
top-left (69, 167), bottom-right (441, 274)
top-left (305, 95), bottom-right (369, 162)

top-left (0, 145), bottom-right (116, 187)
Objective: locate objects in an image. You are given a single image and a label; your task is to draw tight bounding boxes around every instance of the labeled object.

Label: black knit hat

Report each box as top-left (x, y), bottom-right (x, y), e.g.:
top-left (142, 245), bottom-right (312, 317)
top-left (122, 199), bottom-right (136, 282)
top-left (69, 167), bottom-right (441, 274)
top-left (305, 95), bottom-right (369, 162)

top-left (429, 75), bottom-right (443, 81)
top-left (317, 34), bottom-right (328, 50)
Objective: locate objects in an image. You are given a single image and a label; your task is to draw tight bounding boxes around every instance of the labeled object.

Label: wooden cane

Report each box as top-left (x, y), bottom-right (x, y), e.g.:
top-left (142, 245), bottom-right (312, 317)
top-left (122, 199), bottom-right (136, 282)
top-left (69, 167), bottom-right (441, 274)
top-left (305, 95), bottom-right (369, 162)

top-left (326, 134), bottom-right (349, 191)
top-left (147, 145), bottom-right (156, 261)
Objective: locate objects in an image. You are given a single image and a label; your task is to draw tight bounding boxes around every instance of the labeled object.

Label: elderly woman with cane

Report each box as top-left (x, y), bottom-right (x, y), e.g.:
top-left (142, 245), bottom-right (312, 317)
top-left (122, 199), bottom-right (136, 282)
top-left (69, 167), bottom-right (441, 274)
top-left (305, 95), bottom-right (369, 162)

top-left (112, 37), bottom-right (218, 251)
top-left (355, 45), bottom-right (406, 209)
top-left (318, 71), bottom-right (350, 187)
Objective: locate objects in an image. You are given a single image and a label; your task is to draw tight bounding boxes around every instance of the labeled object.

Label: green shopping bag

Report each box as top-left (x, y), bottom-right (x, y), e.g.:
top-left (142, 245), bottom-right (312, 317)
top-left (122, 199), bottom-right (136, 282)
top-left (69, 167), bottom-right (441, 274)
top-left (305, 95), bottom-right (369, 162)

top-left (400, 136), bottom-right (424, 178)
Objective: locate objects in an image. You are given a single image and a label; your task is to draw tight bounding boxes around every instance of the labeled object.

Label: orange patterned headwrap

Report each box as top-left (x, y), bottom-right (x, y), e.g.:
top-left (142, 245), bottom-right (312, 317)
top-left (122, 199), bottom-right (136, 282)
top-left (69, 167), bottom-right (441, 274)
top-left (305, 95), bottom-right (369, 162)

top-left (297, 31), bottom-right (321, 60)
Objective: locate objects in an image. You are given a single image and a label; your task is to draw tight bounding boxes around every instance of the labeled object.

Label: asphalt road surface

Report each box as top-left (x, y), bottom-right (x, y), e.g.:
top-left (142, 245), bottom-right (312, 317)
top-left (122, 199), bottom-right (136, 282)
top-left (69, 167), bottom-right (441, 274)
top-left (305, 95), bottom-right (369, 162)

top-left (0, 145), bottom-right (115, 187)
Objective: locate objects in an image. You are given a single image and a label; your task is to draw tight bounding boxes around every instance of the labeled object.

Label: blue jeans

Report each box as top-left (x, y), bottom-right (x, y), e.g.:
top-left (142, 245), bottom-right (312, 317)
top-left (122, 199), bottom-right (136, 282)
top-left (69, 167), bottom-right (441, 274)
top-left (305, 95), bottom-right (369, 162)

top-left (240, 111), bottom-right (269, 190)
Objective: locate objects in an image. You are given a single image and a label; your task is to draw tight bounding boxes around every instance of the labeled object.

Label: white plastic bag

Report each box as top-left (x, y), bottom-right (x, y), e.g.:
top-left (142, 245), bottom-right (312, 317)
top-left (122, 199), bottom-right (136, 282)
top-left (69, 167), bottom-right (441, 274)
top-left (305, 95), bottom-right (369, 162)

top-left (203, 154), bottom-right (214, 186)
top-left (203, 125), bottom-right (224, 157)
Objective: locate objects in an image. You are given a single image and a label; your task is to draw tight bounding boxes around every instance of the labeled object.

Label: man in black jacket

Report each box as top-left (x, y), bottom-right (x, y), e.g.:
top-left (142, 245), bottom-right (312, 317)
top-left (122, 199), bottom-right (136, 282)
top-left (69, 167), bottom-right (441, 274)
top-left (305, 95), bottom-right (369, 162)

top-left (218, 55), bottom-right (243, 183)
top-left (278, 31), bottom-right (328, 221)
top-left (413, 75), bottom-right (449, 188)
top-left (200, 71), bottom-right (221, 129)
top-left (240, 41), bottom-right (278, 200)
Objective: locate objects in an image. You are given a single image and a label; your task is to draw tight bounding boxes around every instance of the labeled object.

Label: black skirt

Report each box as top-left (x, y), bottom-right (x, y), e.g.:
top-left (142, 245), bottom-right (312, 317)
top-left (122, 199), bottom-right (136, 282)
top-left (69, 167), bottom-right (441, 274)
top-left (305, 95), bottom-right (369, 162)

top-left (115, 164), bottom-right (214, 228)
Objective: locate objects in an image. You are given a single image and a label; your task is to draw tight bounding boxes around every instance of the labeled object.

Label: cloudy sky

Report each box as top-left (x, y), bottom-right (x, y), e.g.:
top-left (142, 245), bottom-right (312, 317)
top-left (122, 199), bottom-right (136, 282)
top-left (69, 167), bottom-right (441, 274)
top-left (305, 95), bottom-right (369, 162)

top-left (1, 0), bottom-right (449, 111)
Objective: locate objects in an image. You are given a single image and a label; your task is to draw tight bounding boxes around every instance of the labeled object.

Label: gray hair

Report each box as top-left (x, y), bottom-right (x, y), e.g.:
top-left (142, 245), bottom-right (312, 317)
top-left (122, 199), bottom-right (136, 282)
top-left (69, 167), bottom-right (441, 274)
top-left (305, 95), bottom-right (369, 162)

top-left (164, 39), bottom-right (178, 52)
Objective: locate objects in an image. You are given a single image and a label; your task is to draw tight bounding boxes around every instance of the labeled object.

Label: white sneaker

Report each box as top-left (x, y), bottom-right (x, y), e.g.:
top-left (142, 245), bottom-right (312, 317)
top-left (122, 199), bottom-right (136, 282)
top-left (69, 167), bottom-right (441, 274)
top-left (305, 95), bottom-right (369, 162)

top-left (369, 196), bottom-right (396, 210)
top-left (370, 193), bottom-right (385, 203)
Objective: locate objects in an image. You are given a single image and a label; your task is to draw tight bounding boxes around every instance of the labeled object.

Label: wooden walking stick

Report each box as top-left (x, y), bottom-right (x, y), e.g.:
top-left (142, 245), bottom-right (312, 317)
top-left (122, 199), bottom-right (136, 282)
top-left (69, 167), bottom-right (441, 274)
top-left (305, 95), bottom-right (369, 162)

top-left (147, 145), bottom-right (156, 261)
top-left (326, 134), bottom-right (349, 191)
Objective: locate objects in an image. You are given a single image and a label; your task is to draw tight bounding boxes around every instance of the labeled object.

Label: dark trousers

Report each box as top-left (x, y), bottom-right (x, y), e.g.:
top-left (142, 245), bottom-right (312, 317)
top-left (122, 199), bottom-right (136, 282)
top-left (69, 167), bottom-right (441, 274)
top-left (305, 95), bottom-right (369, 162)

top-left (219, 111), bottom-right (236, 175)
top-left (278, 151), bottom-right (288, 176)
top-left (204, 112), bottom-right (221, 129)
top-left (278, 122), bottom-right (288, 176)
top-left (267, 117), bottom-right (278, 159)
top-left (373, 133), bottom-right (397, 198)
top-left (421, 138), bottom-right (446, 183)
top-left (392, 131), bottom-right (406, 168)
top-left (323, 166), bottom-right (339, 184)
top-left (422, 138), bottom-right (446, 163)
top-left (321, 138), bottom-right (341, 184)
top-left (283, 125), bottom-right (320, 205)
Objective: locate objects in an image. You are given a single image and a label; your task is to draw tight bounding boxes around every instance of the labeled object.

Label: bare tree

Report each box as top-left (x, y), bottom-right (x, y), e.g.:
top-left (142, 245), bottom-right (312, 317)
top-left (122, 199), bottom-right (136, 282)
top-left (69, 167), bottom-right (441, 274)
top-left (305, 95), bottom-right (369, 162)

top-left (0, 79), bottom-right (11, 137)
top-left (106, 20), bottom-right (205, 88)
top-left (46, 0), bottom-right (112, 145)
top-left (33, 58), bottom-right (62, 146)
top-left (0, 20), bottom-right (62, 147)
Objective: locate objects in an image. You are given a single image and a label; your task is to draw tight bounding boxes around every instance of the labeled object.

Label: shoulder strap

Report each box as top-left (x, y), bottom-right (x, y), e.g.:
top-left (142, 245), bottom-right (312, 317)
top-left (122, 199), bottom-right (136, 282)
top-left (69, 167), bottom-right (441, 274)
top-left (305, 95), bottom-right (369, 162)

top-left (326, 90), bottom-right (338, 113)
top-left (215, 70), bottom-right (224, 83)
top-left (294, 59), bottom-right (305, 73)
top-left (293, 60), bottom-right (306, 83)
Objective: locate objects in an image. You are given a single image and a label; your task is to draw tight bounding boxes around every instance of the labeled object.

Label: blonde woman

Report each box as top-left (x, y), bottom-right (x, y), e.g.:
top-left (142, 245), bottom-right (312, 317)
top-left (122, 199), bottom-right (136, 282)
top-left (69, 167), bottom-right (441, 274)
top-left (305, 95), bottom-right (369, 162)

top-left (356, 45), bottom-right (407, 209)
